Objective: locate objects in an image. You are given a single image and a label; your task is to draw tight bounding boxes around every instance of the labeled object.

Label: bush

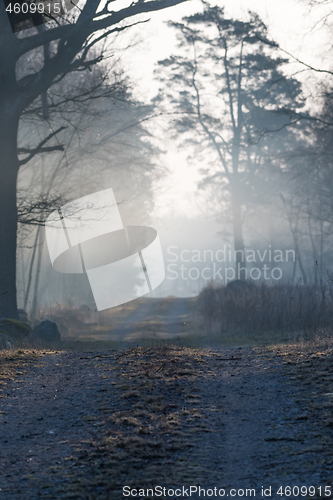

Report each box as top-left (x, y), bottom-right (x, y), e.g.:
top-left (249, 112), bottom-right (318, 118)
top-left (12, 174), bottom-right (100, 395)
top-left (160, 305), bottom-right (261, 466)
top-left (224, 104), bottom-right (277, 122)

top-left (196, 281), bottom-right (333, 336)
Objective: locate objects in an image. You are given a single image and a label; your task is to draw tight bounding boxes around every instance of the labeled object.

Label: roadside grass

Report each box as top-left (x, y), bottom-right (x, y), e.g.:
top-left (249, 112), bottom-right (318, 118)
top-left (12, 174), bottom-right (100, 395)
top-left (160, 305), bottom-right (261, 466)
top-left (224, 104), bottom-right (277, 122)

top-left (262, 335), bottom-right (333, 454)
top-left (55, 287), bottom-right (333, 349)
top-left (39, 297), bottom-right (180, 340)
top-left (57, 325), bottom-right (333, 352)
top-left (38, 298), bottom-right (146, 338)
top-left (181, 327), bottom-right (327, 349)
top-left (197, 282), bottom-right (333, 339)
top-left (0, 348), bottom-right (42, 394)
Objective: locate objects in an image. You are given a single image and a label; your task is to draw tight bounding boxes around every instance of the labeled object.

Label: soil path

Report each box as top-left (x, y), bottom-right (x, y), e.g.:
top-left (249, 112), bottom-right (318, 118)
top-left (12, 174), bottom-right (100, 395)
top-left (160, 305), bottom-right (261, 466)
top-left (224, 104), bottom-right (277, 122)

top-left (0, 352), bottom-right (118, 499)
top-left (1, 346), bottom-right (332, 499)
top-left (196, 348), bottom-right (333, 496)
top-left (105, 297), bottom-right (193, 342)
top-left (165, 298), bottom-right (191, 336)
top-left (108, 299), bottom-right (164, 341)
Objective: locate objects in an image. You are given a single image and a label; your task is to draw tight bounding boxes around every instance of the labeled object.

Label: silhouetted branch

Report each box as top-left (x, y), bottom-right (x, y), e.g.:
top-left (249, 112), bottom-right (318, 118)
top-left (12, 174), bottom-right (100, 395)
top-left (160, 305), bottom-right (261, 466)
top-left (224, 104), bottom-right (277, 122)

top-left (18, 126), bottom-right (67, 166)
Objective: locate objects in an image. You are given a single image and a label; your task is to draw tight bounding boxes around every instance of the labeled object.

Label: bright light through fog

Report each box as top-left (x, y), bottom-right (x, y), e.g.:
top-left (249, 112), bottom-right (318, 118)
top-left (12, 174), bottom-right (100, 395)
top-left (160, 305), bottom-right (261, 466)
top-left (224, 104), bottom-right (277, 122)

top-left (115, 0), bottom-right (332, 220)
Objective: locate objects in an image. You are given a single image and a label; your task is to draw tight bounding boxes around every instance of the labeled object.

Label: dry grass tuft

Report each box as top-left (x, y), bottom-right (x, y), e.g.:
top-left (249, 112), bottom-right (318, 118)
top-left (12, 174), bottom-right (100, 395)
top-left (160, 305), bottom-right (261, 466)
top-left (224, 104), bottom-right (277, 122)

top-left (265, 337), bottom-right (333, 440)
top-left (0, 348), bottom-right (42, 393)
top-left (60, 345), bottom-right (213, 498)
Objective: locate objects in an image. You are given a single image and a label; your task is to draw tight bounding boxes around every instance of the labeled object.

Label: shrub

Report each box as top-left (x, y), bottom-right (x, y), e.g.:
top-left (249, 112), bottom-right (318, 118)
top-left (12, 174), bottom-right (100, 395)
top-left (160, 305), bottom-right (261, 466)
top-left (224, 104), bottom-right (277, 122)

top-left (196, 281), bottom-right (333, 336)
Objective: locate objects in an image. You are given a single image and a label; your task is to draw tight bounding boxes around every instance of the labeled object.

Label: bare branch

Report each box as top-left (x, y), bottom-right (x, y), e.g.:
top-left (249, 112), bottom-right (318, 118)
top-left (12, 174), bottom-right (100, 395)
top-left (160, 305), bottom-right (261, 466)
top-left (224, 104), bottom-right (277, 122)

top-left (18, 0), bottom-right (188, 56)
top-left (18, 125), bottom-right (67, 166)
top-left (191, 40), bottom-right (230, 177)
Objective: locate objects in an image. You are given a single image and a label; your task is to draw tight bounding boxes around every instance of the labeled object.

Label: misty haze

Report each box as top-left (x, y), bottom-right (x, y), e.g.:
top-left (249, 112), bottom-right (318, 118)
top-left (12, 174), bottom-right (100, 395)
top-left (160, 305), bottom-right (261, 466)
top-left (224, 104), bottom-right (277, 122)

top-left (2, 0), bottom-right (333, 498)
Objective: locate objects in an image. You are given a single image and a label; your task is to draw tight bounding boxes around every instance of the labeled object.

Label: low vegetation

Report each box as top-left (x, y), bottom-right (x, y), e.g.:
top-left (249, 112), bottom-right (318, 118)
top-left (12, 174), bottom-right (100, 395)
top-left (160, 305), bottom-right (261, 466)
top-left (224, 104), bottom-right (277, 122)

top-left (197, 282), bottom-right (333, 342)
top-left (0, 348), bottom-right (41, 391)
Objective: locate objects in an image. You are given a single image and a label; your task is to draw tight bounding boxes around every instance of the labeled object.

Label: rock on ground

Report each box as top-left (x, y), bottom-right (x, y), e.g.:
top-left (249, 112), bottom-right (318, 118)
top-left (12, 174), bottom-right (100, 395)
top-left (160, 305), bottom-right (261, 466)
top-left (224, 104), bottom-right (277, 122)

top-left (30, 320), bottom-right (61, 344)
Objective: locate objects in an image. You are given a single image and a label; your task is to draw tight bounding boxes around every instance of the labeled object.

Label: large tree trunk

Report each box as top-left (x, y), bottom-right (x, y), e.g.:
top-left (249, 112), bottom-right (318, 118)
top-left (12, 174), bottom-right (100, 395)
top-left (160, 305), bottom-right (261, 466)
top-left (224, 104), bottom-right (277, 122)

top-left (0, 111), bottom-right (20, 318)
top-left (0, 22), bottom-right (21, 319)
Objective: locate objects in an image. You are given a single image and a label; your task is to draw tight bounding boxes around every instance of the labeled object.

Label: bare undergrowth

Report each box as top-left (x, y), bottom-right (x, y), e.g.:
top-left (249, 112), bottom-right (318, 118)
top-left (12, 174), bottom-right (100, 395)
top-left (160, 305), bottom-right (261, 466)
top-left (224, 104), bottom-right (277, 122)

top-left (197, 282), bottom-right (333, 339)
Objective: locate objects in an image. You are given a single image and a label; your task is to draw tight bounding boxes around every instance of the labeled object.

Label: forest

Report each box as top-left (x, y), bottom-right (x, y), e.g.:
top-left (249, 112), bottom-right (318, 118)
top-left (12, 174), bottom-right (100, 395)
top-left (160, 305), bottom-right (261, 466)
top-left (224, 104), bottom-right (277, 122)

top-left (1, 0), bottom-right (333, 498)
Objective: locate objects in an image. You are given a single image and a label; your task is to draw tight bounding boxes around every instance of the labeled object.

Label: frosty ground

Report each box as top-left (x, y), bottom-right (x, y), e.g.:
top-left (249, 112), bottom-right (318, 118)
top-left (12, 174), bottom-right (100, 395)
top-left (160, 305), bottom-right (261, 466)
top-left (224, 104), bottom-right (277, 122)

top-left (1, 340), bottom-right (333, 500)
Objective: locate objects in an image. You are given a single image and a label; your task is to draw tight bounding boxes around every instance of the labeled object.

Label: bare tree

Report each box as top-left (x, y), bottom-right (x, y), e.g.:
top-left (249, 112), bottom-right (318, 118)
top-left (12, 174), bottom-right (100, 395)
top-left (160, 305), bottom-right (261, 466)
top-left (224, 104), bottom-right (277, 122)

top-left (0, 0), bottom-right (186, 318)
top-left (155, 4), bottom-right (304, 279)
top-left (19, 87), bottom-right (163, 319)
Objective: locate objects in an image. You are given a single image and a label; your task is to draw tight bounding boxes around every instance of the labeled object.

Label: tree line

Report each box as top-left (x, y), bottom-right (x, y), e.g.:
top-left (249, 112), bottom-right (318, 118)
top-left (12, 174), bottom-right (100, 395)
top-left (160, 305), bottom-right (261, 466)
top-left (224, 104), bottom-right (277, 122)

top-left (1, 0), bottom-right (333, 319)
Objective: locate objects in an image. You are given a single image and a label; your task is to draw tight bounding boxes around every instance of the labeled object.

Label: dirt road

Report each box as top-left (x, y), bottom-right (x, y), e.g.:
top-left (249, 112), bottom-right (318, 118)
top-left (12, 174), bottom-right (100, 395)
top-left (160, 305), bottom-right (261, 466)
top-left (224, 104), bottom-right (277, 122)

top-left (1, 344), bottom-right (333, 499)
top-left (86, 297), bottom-right (194, 344)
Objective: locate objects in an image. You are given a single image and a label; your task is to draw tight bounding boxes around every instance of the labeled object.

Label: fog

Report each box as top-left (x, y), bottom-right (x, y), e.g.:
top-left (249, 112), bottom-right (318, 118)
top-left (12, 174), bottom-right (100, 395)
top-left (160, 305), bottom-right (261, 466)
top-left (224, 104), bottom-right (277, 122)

top-left (11, 0), bottom-right (333, 321)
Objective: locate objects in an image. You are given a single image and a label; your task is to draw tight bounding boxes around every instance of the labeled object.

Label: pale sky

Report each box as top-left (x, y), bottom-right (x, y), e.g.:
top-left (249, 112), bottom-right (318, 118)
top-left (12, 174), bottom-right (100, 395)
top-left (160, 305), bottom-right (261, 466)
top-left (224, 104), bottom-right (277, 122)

top-left (24, 0), bottom-right (333, 218)
top-left (120, 0), bottom-right (331, 98)
top-left (32, 0), bottom-right (332, 219)
top-left (113, 0), bottom-right (332, 220)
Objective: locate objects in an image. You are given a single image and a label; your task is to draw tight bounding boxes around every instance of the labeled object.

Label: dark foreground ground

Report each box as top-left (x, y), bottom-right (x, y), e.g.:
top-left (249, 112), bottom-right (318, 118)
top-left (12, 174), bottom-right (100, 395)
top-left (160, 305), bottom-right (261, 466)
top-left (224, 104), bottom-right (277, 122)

top-left (1, 342), bottom-right (333, 500)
